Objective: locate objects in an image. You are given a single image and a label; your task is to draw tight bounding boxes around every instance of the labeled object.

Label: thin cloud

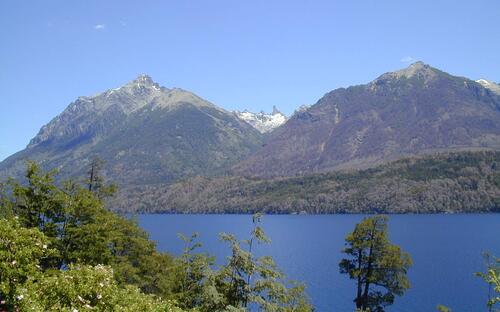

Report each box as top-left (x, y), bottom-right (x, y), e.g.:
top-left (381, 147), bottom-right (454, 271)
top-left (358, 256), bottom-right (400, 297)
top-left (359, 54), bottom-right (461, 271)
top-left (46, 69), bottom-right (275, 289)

top-left (94, 24), bottom-right (106, 30)
top-left (401, 56), bottom-right (414, 63)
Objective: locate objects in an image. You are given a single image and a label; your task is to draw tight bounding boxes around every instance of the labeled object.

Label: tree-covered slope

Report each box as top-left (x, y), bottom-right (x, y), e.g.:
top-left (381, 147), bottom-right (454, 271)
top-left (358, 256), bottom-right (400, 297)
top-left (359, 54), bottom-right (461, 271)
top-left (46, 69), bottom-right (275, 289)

top-left (113, 151), bottom-right (500, 214)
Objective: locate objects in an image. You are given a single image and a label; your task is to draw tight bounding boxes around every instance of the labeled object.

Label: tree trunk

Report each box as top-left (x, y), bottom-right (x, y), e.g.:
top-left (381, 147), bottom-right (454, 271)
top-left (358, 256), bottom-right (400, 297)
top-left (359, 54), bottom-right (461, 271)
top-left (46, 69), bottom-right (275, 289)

top-left (361, 230), bottom-right (375, 310)
top-left (88, 164), bottom-right (95, 191)
top-left (355, 248), bottom-right (363, 309)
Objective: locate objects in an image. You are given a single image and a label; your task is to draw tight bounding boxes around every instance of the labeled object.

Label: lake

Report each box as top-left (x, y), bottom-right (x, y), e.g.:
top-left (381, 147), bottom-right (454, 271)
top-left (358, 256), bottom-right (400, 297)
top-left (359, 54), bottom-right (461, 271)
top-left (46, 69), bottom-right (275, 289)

top-left (139, 214), bottom-right (500, 312)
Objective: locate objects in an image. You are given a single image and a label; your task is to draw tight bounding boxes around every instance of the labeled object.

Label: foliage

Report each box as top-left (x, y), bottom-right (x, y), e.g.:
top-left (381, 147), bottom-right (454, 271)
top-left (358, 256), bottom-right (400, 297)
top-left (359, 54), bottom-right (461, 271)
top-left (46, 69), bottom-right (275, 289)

top-left (476, 254), bottom-right (500, 311)
top-left (3, 162), bottom-right (177, 298)
top-left (1, 162), bottom-right (313, 311)
top-left (168, 232), bottom-right (215, 309)
top-left (436, 304), bottom-right (452, 312)
top-left (0, 217), bottom-right (56, 310)
top-left (16, 264), bottom-right (186, 312)
top-left (107, 216), bottom-right (177, 297)
top-left (163, 215), bottom-right (313, 312)
top-left (212, 213), bottom-right (312, 312)
top-left (339, 216), bottom-right (412, 312)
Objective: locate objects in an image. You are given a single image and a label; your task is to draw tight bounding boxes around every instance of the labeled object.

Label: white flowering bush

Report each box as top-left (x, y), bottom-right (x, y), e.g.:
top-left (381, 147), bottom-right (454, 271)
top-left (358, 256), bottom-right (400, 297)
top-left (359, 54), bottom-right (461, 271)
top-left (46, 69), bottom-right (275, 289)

top-left (17, 264), bottom-right (188, 311)
top-left (0, 217), bottom-right (55, 309)
top-left (0, 218), bottom-right (187, 311)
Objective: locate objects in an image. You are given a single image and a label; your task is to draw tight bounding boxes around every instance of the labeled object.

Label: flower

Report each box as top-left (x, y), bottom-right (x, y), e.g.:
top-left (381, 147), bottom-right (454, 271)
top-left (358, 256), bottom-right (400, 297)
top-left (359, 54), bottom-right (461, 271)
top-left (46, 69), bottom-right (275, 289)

top-left (97, 294), bottom-right (102, 299)
top-left (16, 294), bottom-right (24, 300)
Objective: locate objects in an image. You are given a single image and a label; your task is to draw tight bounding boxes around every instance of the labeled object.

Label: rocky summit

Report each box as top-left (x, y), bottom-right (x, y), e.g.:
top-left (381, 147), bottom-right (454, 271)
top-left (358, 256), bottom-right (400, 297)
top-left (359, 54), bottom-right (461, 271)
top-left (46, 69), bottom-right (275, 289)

top-left (234, 62), bottom-right (500, 176)
top-left (476, 78), bottom-right (500, 95)
top-left (0, 75), bottom-right (263, 185)
top-left (233, 106), bottom-right (287, 133)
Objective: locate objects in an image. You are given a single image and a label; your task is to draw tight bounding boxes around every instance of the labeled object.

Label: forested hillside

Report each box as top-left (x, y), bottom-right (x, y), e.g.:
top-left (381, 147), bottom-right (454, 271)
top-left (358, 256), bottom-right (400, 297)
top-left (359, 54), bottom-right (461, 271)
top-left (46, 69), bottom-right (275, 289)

top-left (113, 151), bottom-right (500, 214)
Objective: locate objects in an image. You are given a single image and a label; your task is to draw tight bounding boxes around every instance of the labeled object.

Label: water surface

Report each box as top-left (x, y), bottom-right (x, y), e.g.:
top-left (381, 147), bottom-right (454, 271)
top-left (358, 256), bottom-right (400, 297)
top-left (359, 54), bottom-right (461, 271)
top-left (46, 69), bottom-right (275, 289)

top-left (139, 214), bottom-right (500, 312)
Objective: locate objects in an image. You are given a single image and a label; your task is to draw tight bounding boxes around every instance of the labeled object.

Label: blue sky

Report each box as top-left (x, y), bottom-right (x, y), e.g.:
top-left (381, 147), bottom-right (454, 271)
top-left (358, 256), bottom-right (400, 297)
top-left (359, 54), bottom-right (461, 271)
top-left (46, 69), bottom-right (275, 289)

top-left (1, 0), bottom-right (499, 161)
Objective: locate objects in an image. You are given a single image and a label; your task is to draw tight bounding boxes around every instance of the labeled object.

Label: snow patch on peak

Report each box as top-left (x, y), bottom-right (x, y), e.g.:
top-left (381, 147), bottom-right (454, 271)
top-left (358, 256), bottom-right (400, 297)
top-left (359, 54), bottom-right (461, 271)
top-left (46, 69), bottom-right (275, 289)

top-left (476, 79), bottom-right (491, 85)
top-left (234, 108), bottom-right (287, 133)
top-left (476, 78), bottom-right (500, 94)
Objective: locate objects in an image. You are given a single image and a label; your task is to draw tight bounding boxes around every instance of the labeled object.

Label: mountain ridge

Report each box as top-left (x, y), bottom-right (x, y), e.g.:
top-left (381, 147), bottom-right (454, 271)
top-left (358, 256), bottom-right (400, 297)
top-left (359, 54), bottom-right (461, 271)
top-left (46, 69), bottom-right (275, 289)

top-left (233, 62), bottom-right (500, 177)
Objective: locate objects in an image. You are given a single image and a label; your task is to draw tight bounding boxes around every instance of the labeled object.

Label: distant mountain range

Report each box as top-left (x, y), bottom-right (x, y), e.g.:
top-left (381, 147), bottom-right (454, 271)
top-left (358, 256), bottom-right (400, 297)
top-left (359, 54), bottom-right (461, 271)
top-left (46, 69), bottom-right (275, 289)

top-left (1, 62), bottom-right (499, 213)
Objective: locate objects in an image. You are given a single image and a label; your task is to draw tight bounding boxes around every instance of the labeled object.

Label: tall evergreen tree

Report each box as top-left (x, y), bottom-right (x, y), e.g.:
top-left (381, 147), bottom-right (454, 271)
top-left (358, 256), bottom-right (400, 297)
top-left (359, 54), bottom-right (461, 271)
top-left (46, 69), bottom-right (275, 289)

top-left (339, 216), bottom-right (412, 312)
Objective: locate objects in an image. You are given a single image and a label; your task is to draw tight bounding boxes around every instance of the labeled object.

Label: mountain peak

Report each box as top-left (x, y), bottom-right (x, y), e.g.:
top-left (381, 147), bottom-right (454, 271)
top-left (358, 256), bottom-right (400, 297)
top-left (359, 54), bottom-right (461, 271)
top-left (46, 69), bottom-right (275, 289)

top-left (393, 61), bottom-right (437, 78)
top-left (272, 105), bottom-right (282, 115)
top-left (398, 61), bottom-right (432, 75)
top-left (136, 73), bottom-right (153, 82)
top-left (109, 74), bottom-right (165, 98)
top-left (409, 60), bottom-right (426, 68)
top-left (126, 74), bottom-right (157, 88)
top-left (375, 61), bottom-right (439, 83)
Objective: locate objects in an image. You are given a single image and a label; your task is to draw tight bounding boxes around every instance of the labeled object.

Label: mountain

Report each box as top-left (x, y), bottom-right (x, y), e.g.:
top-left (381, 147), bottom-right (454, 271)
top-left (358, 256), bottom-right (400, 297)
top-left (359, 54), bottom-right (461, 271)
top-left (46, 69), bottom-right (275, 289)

top-left (0, 75), bottom-right (263, 185)
top-left (293, 104), bottom-right (312, 115)
top-left (234, 62), bottom-right (500, 176)
top-left (113, 151), bottom-right (500, 214)
top-left (476, 79), bottom-right (500, 94)
top-left (233, 106), bottom-right (287, 133)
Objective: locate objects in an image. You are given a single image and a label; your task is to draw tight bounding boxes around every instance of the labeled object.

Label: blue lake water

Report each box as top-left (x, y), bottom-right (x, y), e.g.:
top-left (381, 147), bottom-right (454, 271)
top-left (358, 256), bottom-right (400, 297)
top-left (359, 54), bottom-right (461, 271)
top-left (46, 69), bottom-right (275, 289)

top-left (139, 214), bottom-right (500, 312)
